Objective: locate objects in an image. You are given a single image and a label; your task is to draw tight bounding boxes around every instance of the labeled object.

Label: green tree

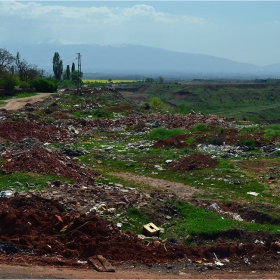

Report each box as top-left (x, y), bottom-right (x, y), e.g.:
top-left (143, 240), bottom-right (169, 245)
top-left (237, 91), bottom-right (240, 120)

top-left (66, 65), bottom-right (70, 80)
top-left (145, 77), bottom-right (154, 83)
top-left (0, 73), bottom-right (19, 90)
top-left (52, 52), bottom-right (63, 80)
top-left (71, 70), bottom-right (83, 86)
top-left (157, 76), bottom-right (164, 84)
top-left (15, 52), bottom-right (41, 81)
top-left (71, 62), bottom-right (75, 73)
top-left (0, 48), bottom-right (14, 74)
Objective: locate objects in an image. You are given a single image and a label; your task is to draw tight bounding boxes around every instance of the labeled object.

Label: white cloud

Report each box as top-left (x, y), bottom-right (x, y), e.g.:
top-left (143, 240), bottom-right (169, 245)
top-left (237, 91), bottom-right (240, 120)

top-left (0, 1), bottom-right (204, 26)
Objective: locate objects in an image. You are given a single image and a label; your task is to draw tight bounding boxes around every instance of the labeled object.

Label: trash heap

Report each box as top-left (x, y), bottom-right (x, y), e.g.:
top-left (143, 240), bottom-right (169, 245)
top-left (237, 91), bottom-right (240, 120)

top-left (0, 121), bottom-right (74, 142)
top-left (1, 144), bottom-right (100, 184)
top-left (170, 153), bottom-right (219, 172)
top-left (1, 195), bottom-right (280, 272)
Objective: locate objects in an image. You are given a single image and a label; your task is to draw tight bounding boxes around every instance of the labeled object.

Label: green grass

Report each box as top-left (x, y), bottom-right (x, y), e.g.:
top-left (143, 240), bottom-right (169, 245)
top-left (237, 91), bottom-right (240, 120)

top-left (113, 206), bottom-right (150, 233)
top-left (146, 128), bottom-right (187, 141)
top-left (163, 200), bottom-right (280, 243)
top-left (16, 92), bottom-right (38, 98)
top-left (121, 83), bottom-right (280, 123)
top-left (0, 172), bottom-right (72, 192)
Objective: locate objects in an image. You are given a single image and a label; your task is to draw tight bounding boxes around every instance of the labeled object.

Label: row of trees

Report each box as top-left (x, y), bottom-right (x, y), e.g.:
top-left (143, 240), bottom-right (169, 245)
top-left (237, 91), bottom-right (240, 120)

top-left (145, 76), bottom-right (164, 84)
top-left (0, 48), bottom-right (57, 92)
top-left (0, 49), bottom-right (82, 92)
top-left (52, 52), bottom-right (82, 86)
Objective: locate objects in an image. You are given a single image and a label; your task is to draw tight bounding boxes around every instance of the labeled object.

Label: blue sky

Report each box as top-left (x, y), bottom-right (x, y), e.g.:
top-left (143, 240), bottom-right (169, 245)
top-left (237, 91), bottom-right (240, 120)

top-left (0, 1), bottom-right (280, 66)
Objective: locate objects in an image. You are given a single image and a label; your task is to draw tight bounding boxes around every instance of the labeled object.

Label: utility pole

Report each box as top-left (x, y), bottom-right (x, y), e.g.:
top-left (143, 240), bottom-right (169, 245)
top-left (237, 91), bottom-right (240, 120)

top-left (77, 52), bottom-right (82, 93)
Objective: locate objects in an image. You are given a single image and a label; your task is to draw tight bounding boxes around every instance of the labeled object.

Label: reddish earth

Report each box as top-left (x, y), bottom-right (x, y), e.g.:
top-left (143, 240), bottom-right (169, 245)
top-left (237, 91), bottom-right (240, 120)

top-left (0, 120), bottom-right (73, 142)
top-left (1, 196), bottom-right (280, 278)
top-left (170, 153), bottom-right (219, 171)
top-left (2, 147), bottom-right (100, 184)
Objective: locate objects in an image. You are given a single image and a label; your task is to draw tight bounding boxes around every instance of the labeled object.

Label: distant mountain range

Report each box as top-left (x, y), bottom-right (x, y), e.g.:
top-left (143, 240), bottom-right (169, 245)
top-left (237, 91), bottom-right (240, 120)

top-left (2, 40), bottom-right (280, 78)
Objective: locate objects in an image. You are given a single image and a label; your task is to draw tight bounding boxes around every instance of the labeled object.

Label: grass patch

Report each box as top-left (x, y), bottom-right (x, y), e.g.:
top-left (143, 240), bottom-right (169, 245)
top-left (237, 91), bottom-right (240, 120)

top-left (114, 206), bottom-right (150, 233)
top-left (0, 172), bottom-right (72, 192)
top-left (146, 128), bottom-right (187, 141)
top-left (163, 200), bottom-right (280, 243)
top-left (264, 124), bottom-right (280, 139)
top-left (16, 92), bottom-right (38, 98)
top-left (188, 123), bottom-right (209, 132)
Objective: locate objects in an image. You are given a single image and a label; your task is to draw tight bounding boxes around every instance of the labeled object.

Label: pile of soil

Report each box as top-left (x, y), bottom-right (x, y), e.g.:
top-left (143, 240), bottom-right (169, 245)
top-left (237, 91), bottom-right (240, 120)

top-left (1, 196), bottom-right (280, 272)
top-left (153, 134), bottom-right (189, 149)
top-left (170, 153), bottom-right (219, 172)
top-left (0, 121), bottom-right (73, 142)
top-left (1, 148), bottom-right (100, 184)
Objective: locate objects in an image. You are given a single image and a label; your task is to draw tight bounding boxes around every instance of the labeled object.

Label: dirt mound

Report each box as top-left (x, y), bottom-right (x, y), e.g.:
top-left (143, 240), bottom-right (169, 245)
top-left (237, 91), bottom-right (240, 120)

top-left (173, 90), bottom-right (196, 100)
top-left (153, 134), bottom-right (188, 149)
top-left (1, 196), bottom-right (280, 272)
top-left (170, 153), bottom-right (218, 171)
top-left (1, 148), bottom-right (100, 184)
top-left (0, 121), bottom-right (73, 142)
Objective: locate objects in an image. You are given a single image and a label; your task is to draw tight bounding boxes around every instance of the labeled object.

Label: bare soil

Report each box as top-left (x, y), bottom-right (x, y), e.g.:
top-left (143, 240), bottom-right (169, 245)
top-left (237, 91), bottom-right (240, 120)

top-left (1, 196), bottom-right (280, 279)
top-left (110, 172), bottom-right (201, 200)
top-left (0, 93), bottom-right (53, 111)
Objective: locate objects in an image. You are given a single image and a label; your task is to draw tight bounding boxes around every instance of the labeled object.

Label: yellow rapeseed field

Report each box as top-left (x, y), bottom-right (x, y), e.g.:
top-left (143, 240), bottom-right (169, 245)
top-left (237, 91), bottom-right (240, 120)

top-left (83, 79), bottom-right (138, 83)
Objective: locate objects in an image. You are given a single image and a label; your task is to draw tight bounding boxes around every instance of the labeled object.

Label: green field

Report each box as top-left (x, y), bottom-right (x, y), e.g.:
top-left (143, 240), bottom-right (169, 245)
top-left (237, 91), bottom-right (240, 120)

top-left (116, 82), bottom-right (280, 123)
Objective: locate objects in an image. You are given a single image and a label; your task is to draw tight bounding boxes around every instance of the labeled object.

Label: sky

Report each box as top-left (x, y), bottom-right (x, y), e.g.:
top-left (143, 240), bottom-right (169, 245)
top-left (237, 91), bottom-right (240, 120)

top-left (0, 1), bottom-right (280, 66)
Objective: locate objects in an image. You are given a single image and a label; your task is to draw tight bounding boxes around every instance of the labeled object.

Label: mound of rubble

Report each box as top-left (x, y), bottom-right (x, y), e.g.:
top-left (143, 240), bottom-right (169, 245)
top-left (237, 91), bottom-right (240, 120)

top-left (153, 134), bottom-right (188, 149)
top-left (1, 196), bottom-right (280, 272)
top-left (170, 153), bottom-right (219, 172)
top-left (0, 121), bottom-right (74, 142)
top-left (1, 146), bottom-right (99, 184)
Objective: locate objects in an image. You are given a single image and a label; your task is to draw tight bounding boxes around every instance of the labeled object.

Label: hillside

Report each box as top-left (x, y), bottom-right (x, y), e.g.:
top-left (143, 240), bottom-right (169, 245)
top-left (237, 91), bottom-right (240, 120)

top-left (117, 82), bottom-right (280, 123)
top-left (3, 41), bottom-right (280, 78)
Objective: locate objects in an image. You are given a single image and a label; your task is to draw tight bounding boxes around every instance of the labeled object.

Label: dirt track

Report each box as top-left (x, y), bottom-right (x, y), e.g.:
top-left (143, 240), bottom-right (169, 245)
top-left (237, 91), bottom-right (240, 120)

top-left (110, 172), bottom-right (201, 199)
top-left (0, 93), bottom-right (53, 110)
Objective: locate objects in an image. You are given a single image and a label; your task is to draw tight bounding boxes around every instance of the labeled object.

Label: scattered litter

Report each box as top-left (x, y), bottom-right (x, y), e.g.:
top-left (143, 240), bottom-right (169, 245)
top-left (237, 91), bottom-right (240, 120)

top-left (88, 255), bottom-right (115, 272)
top-left (213, 252), bottom-right (224, 266)
top-left (143, 223), bottom-right (160, 237)
top-left (243, 257), bottom-right (251, 265)
top-left (0, 190), bottom-right (13, 198)
top-left (0, 242), bottom-right (19, 254)
top-left (154, 165), bottom-right (164, 171)
top-left (254, 239), bottom-right (265, 245)
top-left (247, 192), bottom-right (259, 196)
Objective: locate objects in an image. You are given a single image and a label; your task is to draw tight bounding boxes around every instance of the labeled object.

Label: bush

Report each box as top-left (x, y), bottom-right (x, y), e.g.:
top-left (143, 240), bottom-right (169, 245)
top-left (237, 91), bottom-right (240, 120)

top-left (31, 78), bottom-right (58, 93)
top-left (150, 97), bottom-right (164, 108)
top-left (19, 81), bottom-right (30, 89)
top-left (0, 73), bottom-right (19, 90)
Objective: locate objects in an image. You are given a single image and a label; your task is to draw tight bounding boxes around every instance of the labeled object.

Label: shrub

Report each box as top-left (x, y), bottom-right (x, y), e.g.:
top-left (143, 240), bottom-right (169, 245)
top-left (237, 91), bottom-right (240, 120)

top-left (150, 97), bottom-right (165, 108)
top-left (0, 73), bottom-right (19, 90)
top-left (31, 78), bottom-right (58, 93)
top-left (19, 81), bottom-right (30, 89)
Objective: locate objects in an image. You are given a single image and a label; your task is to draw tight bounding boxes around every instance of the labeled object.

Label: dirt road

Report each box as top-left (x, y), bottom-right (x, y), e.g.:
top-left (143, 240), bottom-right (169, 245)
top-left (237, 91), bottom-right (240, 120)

top-left (110, 172), bottom-right (201, 199)
top-left (0, 93), bottom-right (53, 111)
